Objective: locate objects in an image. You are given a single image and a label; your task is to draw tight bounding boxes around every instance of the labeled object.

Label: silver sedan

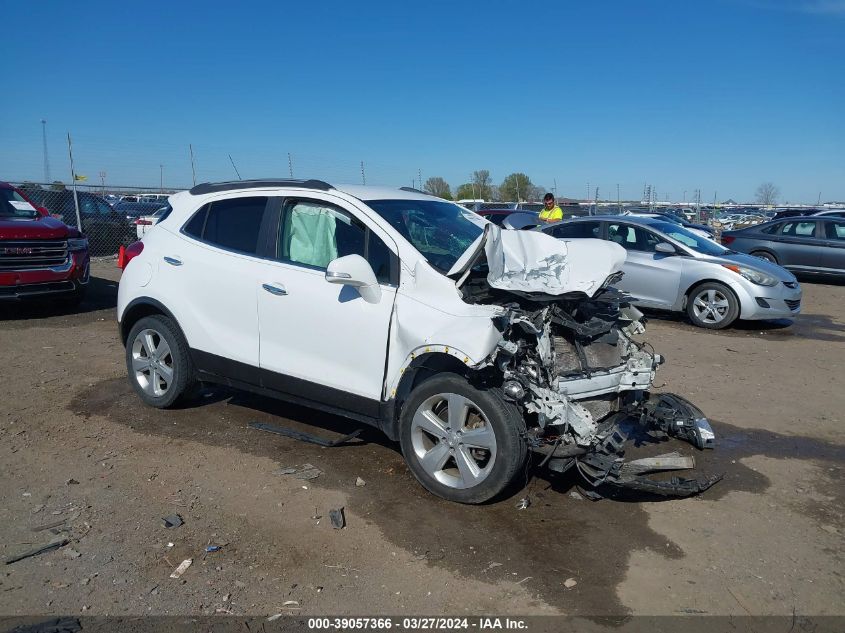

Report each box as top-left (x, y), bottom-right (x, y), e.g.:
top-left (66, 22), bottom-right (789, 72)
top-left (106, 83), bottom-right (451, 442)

top-left (541, 216), bottom-right (802, 329)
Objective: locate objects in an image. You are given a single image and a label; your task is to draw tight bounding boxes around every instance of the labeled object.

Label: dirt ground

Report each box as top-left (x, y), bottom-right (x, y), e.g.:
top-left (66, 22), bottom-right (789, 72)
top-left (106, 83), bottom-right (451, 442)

top-left (0, 261), bottom-right (842, 619)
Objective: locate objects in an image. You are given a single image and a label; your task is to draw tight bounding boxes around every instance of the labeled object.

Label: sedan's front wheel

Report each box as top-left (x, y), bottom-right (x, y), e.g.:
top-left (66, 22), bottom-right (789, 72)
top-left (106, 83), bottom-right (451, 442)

top-left (399, 373), bottom-right (527, 504)
top-left (687, 282), bottom-right (740, 329)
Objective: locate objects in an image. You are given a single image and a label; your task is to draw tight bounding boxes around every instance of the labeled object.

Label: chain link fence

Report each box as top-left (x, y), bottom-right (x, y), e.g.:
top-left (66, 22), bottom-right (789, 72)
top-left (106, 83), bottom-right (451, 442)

top-left (13, 182), bottom-right (181, 257)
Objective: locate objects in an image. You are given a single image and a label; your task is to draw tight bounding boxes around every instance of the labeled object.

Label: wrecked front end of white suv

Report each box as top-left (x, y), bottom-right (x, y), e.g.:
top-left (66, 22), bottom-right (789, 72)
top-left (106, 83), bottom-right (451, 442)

top-left (443, 225), bottom-right (721, 497)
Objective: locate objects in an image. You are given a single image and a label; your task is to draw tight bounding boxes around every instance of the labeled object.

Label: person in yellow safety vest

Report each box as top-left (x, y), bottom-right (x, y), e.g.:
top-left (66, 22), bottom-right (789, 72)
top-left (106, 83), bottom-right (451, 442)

top-left (539, 193), bottom-right (563, 222)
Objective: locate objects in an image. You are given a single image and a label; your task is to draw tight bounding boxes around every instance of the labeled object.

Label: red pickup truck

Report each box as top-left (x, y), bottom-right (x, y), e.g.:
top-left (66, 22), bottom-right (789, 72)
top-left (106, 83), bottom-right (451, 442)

top-left (0, 182), bottom-right (90, 304)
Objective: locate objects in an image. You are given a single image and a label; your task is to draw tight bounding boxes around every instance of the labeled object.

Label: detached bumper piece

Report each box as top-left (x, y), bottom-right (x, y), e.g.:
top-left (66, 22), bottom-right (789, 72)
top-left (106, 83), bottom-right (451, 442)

top-left (565, 392), bottom-right (722, 498)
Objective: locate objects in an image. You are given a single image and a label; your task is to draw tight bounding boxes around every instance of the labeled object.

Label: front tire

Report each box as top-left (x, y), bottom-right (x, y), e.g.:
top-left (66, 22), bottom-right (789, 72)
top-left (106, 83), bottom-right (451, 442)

top-left (126, 315), bottom-right (194, 408)
top-left (399, 373), bottom-right (528, 504)
top-left (686, 282), bottom-right (740, 329)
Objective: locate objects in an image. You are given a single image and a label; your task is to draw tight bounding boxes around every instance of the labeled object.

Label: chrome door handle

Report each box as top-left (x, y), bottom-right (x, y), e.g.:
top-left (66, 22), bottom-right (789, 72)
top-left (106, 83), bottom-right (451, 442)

top-left (163, 256), bottom-right (182, 266)
top-left (262, 283), bottom-right (288, 296)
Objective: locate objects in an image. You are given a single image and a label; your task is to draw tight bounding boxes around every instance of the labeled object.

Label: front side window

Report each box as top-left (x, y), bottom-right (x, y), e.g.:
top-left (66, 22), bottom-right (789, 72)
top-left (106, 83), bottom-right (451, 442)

top-left (276, 199), bottom-right (395, 284)
top-left (181, 196), bottom-right (268, 255)
top-left (607, 223), bottom-right (660, 253)
top-left (550, 221), bottom-right (600, 239)
top-left (364, 199), bottom-right (483, 273)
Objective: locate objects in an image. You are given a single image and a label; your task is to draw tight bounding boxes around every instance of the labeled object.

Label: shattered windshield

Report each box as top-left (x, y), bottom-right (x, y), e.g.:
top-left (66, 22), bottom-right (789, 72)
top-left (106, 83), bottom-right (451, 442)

top-left (364, 199), bottom-right (484, 272)
top-left (651, 221), bottom-right (727, 256)
top-left (1, 189), bottom-right (39, 218)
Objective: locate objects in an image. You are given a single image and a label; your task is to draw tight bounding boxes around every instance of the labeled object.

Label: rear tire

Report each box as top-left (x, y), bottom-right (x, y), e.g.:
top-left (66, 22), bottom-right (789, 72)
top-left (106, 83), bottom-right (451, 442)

top-left (751, 250), bottom-right (778, 264)
top-left (126, 315), bottom-right (195, 408)
top-left (399, 373), bottom-right (528, 504)
top-left (686, 282), bottom-right (740, 329)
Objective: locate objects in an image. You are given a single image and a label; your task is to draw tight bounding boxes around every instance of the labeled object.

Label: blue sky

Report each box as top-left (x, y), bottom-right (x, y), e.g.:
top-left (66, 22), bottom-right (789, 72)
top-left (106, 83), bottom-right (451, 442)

top-left (2, 0), bottom-right (843, 203)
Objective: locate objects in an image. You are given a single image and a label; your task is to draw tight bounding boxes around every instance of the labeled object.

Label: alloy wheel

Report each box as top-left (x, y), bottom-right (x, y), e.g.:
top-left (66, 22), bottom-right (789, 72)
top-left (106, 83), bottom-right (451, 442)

top-left (131, 328), bottom-right (174, 397)
top-left (692, 288), bottom-right (731, 325)
top-left (410, 393), bottom-right (497, 489)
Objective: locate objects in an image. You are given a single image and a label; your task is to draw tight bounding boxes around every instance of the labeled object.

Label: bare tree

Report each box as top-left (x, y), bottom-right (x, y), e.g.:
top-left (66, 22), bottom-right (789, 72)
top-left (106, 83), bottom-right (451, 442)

top-left (423, 177), bottom-right (452, 199)
top-left (756, 182), bottom-right (780, 206)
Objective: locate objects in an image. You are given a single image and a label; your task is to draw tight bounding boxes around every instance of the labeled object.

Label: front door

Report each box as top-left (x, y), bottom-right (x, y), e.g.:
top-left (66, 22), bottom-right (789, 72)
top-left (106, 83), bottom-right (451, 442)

top-left (606, 222), bottom-right (685, 308)
top-left (256, 196), bottom-right (399, 415)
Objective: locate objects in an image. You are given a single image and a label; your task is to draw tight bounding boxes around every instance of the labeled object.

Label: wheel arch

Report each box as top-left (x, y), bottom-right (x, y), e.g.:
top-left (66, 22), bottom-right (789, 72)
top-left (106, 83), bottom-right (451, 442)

top-left (120, 297), bottom-right (182, 346)
top-left (386, 352), bottom-right (490, 441)
top-left (748, 248), bottom-right (779, 264)
top-left (682, 277), bottom-right (742, 311)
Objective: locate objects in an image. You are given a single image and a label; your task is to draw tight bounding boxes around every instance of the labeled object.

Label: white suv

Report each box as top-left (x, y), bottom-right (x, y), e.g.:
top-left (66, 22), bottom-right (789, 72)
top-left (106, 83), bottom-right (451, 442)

top-left (118, 180), bottom-right (720, 503)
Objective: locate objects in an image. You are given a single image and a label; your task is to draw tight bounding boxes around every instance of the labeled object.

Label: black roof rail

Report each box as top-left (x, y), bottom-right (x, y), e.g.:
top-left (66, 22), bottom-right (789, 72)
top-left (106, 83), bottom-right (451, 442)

top-left (189, 179), bottom-right (333, 195)
top-left (399, 186), bottom-right (434, 196)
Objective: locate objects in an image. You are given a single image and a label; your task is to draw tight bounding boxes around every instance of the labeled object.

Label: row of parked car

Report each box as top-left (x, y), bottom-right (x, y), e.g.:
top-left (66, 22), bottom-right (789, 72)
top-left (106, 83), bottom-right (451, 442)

top-left (475, 204), bottom-right (844, 329)
top-left (0, 182), bottom-right (171, 304)
top-left (13, 186), bottom-right (170, 253)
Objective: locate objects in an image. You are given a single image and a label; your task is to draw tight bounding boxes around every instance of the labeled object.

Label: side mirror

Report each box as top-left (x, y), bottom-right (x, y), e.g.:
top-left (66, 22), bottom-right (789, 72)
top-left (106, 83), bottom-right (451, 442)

top-left (655, 242), bottom-right (677, 255)
top-left (325, 254), bottom-right (382, 304)
top-left (36, 206), bottom-right (50, 217)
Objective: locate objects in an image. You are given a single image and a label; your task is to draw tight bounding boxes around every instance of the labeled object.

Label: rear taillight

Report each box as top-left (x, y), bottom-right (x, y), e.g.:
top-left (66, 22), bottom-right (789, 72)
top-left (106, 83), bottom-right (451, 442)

top-left (118, 241), bottom-right (144, 270)
top-left (721, 235), bottom-right (736, 245)
top-left (133, 219), bottom-right (152, 225)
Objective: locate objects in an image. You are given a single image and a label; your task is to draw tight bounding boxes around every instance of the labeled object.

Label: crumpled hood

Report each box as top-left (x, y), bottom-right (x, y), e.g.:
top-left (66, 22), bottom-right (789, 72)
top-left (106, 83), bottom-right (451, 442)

top-left (449, 225), bottom-right (627, 297)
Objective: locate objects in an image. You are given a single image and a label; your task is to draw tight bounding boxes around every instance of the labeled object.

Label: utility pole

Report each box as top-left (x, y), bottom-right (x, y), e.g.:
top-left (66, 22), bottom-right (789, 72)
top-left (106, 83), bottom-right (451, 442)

top-left (160, 164), bottom-right (164, 193)
top-left (360, 161), bottom-right (366, 185)
top-left (683, 190), bottom-right (687, 203)
top-left (66, 133), bottom-right (83, 231)
top-left (288, 153), bottom-right (293, 178)
top-left (99, 171), bottom-right (106, 197)
top-left (553, 178), bottom-right (557, 198)
top-left (41, 119), bottom-right (51, 183)
top-left (586, 182), bottom-right (590, 203)
top-left (189, 144), bottom-right (197, 186)
top-left (817, 191), bottom-right (822, 205)
top-left (418, 169), bottom-right (422, 191)
top-left (617, 183), bottom-right (620, 210)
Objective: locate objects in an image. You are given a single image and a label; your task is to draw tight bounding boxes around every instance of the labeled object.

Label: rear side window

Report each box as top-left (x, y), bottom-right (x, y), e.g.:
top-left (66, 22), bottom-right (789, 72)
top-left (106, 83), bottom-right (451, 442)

top-left (825, 221), bottom-right (845, 240)
top-left (182, 196), bottom-right (268, 255)
top-left (780, 221), bottom-right (817, 237)
top-left (760, 223), bottom-right (781, 234)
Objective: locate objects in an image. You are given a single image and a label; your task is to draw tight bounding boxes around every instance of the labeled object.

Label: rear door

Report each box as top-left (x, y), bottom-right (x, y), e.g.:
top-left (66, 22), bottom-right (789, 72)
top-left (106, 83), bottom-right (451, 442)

top-left (160, 194), bottom-right (271, 369)
top-left (820, 220), bottom-right (845, 273)
top-left (606, 222), bottom-right (684, 308)
top-left (773, 220), bottom-right (822, 271)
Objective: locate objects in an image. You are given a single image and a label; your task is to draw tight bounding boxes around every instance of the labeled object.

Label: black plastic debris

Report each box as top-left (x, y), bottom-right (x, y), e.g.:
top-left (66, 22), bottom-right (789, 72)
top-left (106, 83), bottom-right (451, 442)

top-left (162, 514), bottom-right (184, 529)
top-left (6, 617), bottom-right (82, 633)
top-left (250, 422), bottom-right (362, 447)
top-left (329, 507), bottom-right (345, 529)
top-left (5, 539), bottom-right (69, 565)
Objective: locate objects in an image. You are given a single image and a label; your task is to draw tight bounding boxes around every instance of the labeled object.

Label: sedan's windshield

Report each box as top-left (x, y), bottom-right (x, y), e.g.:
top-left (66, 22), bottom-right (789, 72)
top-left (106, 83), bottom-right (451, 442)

top-left (365, 199), bottom-right (484, 272)
top-left (1, 189), bottom-right (39, 218)
top-left (651, 221), bottom-right (727, 256)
